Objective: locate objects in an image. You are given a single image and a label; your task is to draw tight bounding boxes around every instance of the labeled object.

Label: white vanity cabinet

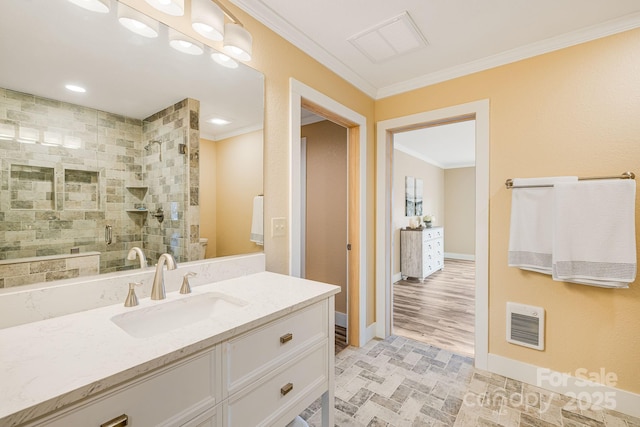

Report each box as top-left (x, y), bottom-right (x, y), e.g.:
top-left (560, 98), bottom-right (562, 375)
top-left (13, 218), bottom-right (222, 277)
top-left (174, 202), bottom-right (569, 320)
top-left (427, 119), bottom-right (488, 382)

top-left (18, 299), bottom-right (334, 427)
top-left (400, 227), bottom-right (445, 279)
top-left (23, 348), bottom-right (222, 427)
top-left (224, 300), bottom-right (330, 426)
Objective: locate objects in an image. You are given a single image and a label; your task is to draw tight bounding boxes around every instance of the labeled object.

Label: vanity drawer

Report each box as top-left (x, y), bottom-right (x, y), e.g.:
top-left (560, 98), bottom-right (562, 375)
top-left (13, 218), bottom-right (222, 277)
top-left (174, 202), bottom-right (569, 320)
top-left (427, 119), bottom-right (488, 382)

top-left (227, 342), bottom-right (328, 427)
top-left (225, 300), bottom-right (327, 393)
top-left (31, 348), bottom-right (219, 427)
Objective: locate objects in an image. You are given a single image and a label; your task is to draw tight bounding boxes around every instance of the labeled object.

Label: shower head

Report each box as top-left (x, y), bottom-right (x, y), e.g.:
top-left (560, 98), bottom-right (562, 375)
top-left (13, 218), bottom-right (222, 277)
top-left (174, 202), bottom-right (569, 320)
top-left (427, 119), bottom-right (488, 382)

top-left (144, 140), bottom-right (162, 151)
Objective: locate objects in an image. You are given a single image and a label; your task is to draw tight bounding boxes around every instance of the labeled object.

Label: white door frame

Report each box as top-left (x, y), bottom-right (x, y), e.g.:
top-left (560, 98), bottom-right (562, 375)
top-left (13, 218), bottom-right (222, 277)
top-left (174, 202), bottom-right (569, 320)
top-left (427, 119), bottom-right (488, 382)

top-left (375, 100), bottom-right (490, 369)
top-left (289, 78), bottom-right (368, 347)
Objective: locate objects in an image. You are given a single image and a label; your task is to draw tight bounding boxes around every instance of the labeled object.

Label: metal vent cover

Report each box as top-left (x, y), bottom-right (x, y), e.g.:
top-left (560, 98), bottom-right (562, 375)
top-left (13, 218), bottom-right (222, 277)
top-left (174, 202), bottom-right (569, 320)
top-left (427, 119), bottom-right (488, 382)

top-left (348, 11), bottom-right (428, 64)
top-left (506, 302), bottom-right (545, 350)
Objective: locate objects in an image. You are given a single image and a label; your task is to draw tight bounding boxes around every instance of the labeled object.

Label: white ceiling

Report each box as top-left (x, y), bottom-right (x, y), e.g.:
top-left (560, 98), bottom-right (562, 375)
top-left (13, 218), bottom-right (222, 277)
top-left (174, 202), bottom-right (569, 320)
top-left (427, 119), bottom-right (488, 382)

top-left (232, 0), bottom-right (640, 99)
top-left (394, 120), bottom-right (476, 169)
top-left (0, 0), bottom-right (264, 141)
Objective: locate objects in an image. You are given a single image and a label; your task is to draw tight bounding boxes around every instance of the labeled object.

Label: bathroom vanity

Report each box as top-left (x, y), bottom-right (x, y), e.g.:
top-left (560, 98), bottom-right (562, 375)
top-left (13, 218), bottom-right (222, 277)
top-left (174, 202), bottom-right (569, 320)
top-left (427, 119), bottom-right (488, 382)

top-left (0, 270), bottom-right (339, 427)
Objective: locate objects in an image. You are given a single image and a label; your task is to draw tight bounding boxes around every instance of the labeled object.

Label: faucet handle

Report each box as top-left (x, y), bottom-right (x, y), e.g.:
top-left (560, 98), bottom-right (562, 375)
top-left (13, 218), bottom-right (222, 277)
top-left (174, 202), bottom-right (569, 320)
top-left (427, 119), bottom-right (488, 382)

top-left (124, 282), bottom-right (143, 307)
top-left (180, 272), bottom-right (197, 294)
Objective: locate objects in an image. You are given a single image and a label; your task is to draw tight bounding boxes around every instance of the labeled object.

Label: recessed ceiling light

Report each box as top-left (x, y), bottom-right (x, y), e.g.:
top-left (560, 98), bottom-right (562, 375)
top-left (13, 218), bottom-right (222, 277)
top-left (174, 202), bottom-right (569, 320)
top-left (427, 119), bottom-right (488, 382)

top-left (67, 0), bottom-right (110, 13)
top-left (209, 118), bottom-right (230, 125)
top-left (211, 52), bottom-right (238, 69)
top-left (65, 84), bottom-right (86, 93)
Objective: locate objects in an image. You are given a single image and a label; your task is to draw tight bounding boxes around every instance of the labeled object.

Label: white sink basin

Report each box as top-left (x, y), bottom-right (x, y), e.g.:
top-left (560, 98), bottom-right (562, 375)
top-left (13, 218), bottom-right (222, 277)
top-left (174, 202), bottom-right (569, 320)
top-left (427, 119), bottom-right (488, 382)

top-left (111, 292), bottom-right (248, 338)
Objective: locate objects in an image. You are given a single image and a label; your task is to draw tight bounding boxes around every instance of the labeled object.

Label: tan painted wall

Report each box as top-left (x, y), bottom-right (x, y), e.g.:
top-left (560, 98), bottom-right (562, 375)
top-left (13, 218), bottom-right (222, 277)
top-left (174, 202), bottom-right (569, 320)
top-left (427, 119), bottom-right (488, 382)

top-left (121, 0), bottom-right (377, 326)
top-left (393, 150), bottom-right (444, 276)
top-left (377, 29), bottom-right (640, 393)
top-left (444, 167), bottom-right (475, 257)
top-left (302, 121), bottom-right (348, 314)
top-left (200, 138), bottom-right (217, 258)
top-left (215, 130), bottom-right (263, 257)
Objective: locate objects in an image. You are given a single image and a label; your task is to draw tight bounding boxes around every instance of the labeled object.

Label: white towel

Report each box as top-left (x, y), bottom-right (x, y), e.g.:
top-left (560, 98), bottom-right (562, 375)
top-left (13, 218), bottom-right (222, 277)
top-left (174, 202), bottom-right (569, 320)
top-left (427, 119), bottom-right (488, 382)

top-left (250, 195), bottom-right (264, 246)
top-left (508, 176), bottom-right (578, 274)
top-left (552, 179), bottom-right (636, 288)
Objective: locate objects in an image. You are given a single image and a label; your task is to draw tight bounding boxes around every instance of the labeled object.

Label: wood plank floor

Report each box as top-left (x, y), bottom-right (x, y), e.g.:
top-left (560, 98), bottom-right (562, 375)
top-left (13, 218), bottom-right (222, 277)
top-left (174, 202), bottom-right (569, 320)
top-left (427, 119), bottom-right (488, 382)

top-left (393, 259), bottom-right (475, 357)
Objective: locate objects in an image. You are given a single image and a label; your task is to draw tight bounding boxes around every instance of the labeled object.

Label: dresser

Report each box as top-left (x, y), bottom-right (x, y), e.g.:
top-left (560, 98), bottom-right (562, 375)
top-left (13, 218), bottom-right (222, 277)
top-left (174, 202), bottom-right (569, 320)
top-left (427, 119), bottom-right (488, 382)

top-left (400, 227), bottom-right (444, 279)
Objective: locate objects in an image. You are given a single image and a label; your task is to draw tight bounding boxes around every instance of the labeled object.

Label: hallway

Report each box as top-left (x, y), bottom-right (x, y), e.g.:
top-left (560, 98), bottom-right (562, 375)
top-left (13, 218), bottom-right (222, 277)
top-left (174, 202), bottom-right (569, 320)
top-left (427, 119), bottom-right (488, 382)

top-left (393, 259), bottom-right (475, 356)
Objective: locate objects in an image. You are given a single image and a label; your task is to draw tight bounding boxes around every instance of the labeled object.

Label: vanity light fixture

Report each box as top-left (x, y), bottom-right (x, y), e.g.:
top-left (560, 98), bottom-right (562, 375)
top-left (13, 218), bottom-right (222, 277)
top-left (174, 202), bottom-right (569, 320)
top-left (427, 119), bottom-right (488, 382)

top-left (145, 0), bottom-right (184, 17)
top-left (67, 0), bottom-right (110, 13)
top-left (65, 84), bottom-right (86, 93)
top-left (149, 0), bottom-right (253, 62)
top-left (211, 52), bottom-right (238, 69)
top-left (192, 0), bottom-right (224, 41)
top-left (223, 23), bottom-right (252, 61)
top-left (169, 30), bottom-right (204, 55)
top-left (118, 4), bottom-right (159, 38)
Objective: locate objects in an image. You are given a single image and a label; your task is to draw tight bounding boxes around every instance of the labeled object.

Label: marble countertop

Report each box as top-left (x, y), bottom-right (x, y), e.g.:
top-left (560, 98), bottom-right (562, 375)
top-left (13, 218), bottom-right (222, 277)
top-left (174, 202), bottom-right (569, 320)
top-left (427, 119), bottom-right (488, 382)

top-left (0, 272), bottom-right (340, 426)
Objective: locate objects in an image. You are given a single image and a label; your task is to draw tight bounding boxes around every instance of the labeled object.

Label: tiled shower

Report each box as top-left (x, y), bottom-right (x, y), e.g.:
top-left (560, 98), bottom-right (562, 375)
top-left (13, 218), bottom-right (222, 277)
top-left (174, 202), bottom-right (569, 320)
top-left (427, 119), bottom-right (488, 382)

top-left (0, 87), bottom-right (200, 287)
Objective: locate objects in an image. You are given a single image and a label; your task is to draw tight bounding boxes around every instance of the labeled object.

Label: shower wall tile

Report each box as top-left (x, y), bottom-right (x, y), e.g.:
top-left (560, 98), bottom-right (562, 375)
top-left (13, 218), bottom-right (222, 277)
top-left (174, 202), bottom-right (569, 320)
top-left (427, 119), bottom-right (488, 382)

top-left (142, 98), bottom-right (199, 264)
top-left (0, 253), bottom-right (100, 288)
top-left (0, 88), bottom-right (200, 283)
top-left (0, 88), bottom-right (144, 275)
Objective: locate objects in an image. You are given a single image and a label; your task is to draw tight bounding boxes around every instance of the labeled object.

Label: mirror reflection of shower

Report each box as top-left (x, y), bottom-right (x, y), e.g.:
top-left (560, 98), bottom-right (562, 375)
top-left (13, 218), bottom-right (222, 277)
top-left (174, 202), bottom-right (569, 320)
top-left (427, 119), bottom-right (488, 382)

top-left (145, 140), bottom-right (163, 161)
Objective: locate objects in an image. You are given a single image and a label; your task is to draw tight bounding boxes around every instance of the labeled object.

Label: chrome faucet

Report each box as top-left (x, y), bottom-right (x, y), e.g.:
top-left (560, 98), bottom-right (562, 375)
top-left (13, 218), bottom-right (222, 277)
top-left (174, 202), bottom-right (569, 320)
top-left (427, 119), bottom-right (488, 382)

top-left (151, 253), bottom-right (177, 300)
top-left (127, 247), bottom-right (147, 269)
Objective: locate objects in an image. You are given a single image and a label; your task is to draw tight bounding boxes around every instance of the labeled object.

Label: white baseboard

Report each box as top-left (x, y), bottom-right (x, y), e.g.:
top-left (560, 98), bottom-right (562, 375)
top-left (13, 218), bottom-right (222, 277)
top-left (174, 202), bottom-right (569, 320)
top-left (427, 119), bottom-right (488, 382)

top-left (335, 312), bottom-right (347, 328)
top-left (392, 272), bottom-right (402, 283)
top-left (444, 252), bottom-right (475, 261)
top-left (487, 353), bottom-right (640, 418)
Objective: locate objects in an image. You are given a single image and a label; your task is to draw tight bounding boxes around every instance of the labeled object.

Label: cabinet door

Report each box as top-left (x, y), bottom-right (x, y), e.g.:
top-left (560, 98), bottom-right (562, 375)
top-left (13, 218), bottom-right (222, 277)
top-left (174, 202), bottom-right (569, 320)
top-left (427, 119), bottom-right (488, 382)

top-left (30, 348), bottom-right (219, 427)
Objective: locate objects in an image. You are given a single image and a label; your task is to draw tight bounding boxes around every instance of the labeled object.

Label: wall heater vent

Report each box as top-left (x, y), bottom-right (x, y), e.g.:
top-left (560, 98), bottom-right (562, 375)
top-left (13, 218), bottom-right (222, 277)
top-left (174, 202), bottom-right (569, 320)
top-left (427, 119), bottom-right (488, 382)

top-left (506, 302), bottom-right (545, 350)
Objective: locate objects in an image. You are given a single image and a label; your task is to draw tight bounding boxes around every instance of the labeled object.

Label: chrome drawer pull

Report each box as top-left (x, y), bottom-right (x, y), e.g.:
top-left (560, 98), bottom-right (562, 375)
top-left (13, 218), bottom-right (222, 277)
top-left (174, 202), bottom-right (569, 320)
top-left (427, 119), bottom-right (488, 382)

top-left (280, 333), bottom-right (293, 344)
top-left (101, 414), bottom-right (128, 427)
top-left (281, 382), bottom-right (294, 396)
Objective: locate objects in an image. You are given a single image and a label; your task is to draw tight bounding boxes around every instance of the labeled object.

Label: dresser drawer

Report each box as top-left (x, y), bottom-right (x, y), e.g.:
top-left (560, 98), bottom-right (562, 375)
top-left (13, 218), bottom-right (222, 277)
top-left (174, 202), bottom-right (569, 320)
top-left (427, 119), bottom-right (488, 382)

top-left (227, 343), bottom-right (328, 427)
top-left (225, 300), bottom-right (328, 393)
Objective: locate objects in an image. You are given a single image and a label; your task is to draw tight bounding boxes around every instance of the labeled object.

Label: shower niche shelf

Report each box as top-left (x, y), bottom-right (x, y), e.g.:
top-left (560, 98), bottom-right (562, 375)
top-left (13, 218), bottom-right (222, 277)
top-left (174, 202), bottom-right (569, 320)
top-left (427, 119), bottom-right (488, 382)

top-left (65, 169), bottom-right (99, 211)
top-left (9, 164), bottom-right (55, 210)
top-left (125, 186), bottom-right (148, 213)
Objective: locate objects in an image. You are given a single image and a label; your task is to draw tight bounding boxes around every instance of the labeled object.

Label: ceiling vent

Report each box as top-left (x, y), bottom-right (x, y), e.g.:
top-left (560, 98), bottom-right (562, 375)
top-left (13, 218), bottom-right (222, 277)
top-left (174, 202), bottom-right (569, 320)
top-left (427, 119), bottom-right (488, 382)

top-left (348, 11), bottom-right (428, 64)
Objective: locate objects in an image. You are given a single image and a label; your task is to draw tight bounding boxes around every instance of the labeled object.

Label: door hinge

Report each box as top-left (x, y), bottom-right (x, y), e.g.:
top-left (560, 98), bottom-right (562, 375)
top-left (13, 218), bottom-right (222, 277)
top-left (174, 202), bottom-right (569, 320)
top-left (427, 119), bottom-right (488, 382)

top-left (347, 243), bottom-right (352, 251)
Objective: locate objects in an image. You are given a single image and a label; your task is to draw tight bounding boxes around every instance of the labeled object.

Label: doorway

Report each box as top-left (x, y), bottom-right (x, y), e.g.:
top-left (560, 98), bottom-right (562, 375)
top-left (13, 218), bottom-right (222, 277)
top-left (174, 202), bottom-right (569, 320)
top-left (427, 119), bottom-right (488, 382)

top-left (290, 79), bottom-right (368, 348)
top-left (390, 119), bottom-right (477, 357)
top-left (301, 114), bottom-right (349, 352)
top-left (375, 100), bottom-right (490, 369)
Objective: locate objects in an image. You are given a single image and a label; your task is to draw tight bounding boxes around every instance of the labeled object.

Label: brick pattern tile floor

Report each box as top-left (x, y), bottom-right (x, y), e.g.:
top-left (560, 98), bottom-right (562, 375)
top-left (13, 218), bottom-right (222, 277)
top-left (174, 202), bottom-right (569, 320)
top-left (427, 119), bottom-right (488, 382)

top-left (302, 335), bottom-right (639, 427)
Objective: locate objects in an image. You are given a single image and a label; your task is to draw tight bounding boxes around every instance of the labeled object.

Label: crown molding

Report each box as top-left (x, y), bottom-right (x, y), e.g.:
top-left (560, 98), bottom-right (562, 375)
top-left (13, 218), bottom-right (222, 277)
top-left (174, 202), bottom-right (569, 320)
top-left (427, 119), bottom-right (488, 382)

top-left (394, 143), bottom-right (444, 169)
top-left (204, 123), bottom-right (264, 141)
top-left (230, 0), bottom-right (378, 99)
top-left (377, 12), bottom-right (640, 99)
top-left (230, 1), bottom-right (640, 100)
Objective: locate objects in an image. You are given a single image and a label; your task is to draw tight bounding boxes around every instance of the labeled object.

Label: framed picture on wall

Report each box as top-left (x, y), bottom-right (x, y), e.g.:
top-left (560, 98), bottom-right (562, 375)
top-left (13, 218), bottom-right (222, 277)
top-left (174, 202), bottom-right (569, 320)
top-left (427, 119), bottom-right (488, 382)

top-left (405, 176), bottom-right (415, 216)
top-left (415, 178), bottom-right (423, 216)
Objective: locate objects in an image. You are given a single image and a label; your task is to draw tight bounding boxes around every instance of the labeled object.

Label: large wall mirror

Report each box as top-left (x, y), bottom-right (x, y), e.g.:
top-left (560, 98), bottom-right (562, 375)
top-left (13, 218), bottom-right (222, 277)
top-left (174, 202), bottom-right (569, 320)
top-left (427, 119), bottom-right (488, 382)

top-left (0, 0), bottom-right (264, 289)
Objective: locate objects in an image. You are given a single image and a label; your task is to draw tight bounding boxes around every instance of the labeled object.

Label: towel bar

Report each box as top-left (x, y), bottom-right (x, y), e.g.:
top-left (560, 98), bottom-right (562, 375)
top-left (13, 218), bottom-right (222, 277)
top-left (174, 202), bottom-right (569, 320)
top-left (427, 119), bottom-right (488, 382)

top-left (505, 171), bottom-right (635, 189)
